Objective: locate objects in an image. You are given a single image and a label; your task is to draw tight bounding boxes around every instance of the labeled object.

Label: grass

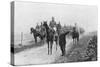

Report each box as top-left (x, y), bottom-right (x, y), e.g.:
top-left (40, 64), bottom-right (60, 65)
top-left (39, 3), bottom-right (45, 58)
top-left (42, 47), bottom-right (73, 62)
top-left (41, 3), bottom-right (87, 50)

top-left (66, 34), bottom-right (97, 62)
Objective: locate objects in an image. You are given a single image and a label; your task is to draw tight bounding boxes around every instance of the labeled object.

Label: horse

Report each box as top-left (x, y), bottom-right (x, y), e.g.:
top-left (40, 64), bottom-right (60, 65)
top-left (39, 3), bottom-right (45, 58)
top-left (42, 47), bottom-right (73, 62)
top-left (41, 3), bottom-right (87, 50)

top-left (30, 27), bottom-right (45, 43)
top-left (71, 27), bottom-right (79, 44)
top-left (54, 23), bottom-right (62, 51)
top-left (40, 24), bottom-right (47, 42)
top-left (43, 21), bottom-right (55, 55)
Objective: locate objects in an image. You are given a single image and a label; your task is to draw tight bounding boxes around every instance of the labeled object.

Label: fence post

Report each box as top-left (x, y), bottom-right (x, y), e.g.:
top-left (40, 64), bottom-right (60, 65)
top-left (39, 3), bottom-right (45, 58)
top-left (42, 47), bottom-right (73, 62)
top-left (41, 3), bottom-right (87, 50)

top-left (21, 32), bottom-right (23, 46)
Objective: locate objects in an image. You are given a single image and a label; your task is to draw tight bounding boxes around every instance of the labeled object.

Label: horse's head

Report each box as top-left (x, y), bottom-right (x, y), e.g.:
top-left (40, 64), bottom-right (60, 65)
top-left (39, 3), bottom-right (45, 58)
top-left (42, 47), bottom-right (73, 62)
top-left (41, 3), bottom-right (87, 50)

top-left (43, 21), bottom-right (47, 26)
top-left (43, 21), bottom-right (47, 25)
top-left (30, 27), bottom-right (35, 34)
top-left (43, 21), bottom-right (49, 31)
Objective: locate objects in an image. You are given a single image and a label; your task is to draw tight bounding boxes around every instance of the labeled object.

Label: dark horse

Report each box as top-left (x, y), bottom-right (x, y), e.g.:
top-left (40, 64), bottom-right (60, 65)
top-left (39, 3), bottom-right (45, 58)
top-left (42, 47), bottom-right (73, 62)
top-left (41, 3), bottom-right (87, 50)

top-left (43, 21), bottom-right (55, 55)
top-left (71, 27), bottom-right (79, 44)
top-left (30, 27), bottom-right (45, 43)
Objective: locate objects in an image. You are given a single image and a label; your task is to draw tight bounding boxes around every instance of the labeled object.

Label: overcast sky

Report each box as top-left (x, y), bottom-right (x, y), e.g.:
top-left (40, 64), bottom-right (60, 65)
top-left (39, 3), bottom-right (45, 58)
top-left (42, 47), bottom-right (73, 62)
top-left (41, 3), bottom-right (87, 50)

top-left (14, 1), bottom-right (98, 34)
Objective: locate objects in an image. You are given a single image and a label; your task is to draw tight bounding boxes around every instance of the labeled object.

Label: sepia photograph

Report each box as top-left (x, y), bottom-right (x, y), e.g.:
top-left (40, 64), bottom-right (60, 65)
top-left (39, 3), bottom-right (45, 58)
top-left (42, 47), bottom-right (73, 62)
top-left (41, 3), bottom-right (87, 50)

top-left (11, 1), bottom-right (98, 66)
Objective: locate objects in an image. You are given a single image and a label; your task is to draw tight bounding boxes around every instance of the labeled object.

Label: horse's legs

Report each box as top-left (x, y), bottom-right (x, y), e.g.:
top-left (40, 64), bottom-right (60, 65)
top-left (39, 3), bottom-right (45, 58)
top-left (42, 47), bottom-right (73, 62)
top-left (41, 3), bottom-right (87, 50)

top-left (34, 36), bottom-right (37, 43)
top-left (36, 37), bottom-right (37, 43)
top-left (77, 37), bottom-right (79, 42)
top-left (50, 41), bottom-right (53, 55)
top-left (42, 35), bottom-right (45, 44)
top-left (55, 40), bottom-right (57, 51)
top-left (56, 41), bottom-right (58, 51)
top-left (75, 38), bottom-right (78, 44)
top-left (63, 44), bottom-right (66, 56)
top-left (47, 40), bottom-right (49, 55)
top-left (75, 38), bottom-right (76, 44)
top-left (55, 36), bottom-right (58, 51)
top-left (75, 37), bottom-right (79, 44)
top-left (73, 38), bottom-right (75, 44)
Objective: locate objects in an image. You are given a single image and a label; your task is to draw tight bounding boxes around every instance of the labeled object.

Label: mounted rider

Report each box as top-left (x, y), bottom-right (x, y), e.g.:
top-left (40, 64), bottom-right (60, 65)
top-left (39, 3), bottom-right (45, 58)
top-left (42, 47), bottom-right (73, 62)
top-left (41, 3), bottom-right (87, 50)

top-left (35, 23), bottom-right (40, 32)
top-left (49, 17), bottom-right (56, 29)
top-left (49, 17), bottom-right (57, 40)
top-left (40, 22), bottom-right (46, 36)
top-left (73, 23), bottom-right (79, 33)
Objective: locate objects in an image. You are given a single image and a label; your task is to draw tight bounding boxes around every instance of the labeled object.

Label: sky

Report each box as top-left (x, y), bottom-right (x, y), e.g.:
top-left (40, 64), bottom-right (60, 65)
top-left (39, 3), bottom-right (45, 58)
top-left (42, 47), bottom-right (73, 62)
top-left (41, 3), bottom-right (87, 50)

top-left (14, 1), bottom-right (98, 34)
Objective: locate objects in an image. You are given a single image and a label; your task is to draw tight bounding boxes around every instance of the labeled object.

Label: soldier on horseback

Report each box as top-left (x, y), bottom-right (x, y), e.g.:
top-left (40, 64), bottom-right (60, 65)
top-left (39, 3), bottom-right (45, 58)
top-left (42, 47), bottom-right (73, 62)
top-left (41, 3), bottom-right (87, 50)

top-left (73, 23), bottom-right (79, 33)
top-left (43, 21), bottom-right (55, 55)
top-left (49, 17), bottom-right (56, 28)
top-left (40, 22), bottom-right (46, 40)
top-left (35, 23), bottom-right (40, 32)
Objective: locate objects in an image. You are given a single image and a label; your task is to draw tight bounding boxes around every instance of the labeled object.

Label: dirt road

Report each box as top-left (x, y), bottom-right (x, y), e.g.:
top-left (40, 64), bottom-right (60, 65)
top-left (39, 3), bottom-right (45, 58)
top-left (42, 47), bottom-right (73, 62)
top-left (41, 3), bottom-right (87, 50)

top-left (14, 38), bottom-right (72, 65)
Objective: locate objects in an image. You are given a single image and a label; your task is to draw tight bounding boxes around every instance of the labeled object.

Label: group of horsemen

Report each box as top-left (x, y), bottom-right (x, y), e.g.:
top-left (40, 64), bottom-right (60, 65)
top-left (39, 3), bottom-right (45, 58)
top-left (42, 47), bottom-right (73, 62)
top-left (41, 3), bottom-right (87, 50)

top-left (33, 17), bottom-right (79, 56)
